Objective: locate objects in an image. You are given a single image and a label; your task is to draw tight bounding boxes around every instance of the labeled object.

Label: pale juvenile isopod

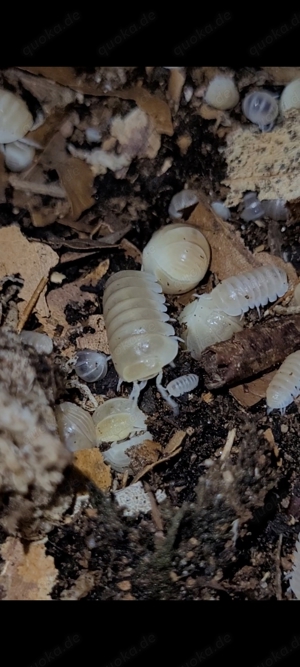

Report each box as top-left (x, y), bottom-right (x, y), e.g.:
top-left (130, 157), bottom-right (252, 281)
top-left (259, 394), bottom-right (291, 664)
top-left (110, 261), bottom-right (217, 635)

top-left (241, 192), bottom-right (265, 222)
top-left (179, 294), bottom-right (244, 358)
top-left (242, 91), bottom-right (278, 131)
top-left (0, 89), bottom-right (33, 143)
top-left (103, 270), bottom-right (178, 383)
top-left (266, 351), bottom-right (300, 413)
top-left (142, 223), bottom-right (211, 294)
top-left (168, 189), bottom-right (199, 218)
top-left (74, 349), bottom-right (109, 382)
top-left (55, 402), bottom-right (97, 452)
top-left (92, 397), bottom-right (147, 443)
top-left (1, 140), bottom-right (35, 172)
top-left (204, 75), bottom-right (239, 110)
top-left (279, 78), bottom-right (300, 114)
top-left (211, 201), bottom-right (230, 220)
top-left (103, 431), bottom-right (153, 472)
top-left (20, 330), bottom-right (53, 355)
top-left (209, 265), bottom-right (288, 316)
top-left (166, 374), bottom-right (199, 397)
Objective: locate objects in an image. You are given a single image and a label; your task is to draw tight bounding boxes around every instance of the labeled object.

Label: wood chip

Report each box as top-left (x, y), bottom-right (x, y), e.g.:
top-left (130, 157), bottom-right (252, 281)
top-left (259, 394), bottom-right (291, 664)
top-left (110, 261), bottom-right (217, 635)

top-left (220, 428), bottom-right (236, 461)
top-left (117, 580), bottom-right (131, 591)
top-left (106, 86), bottom-right (173, 136)
top-left (229, 371), bottom-right (276, 407)
top-left (60, 572), bottom-right (95, 600)
top-left (0, 538), bottom-right (57, 600)
top-left (73, 448), bottom-right (111, 491)
top-left (0, 225), bottom-right (58, 319)
top-left (165, 430), bottom-right (187, 455)
top-left (262, 67), bottom-right (300, 84)
top-left (223, 109), bottom-right (300, 206)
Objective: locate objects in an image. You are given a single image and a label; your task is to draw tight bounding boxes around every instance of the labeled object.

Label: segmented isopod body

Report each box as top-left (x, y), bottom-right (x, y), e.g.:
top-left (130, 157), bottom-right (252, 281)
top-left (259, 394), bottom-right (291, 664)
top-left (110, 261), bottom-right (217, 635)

top-left (179, 294), bottom-right (244, 358)
top-left (242, 91), bottom-right (278, 131)
top-left (241, 192), bottom-right (264, 222)
top-left (142, 223), bottom-right (211, 294)
top-left (103, 270), bottom-right (178, 383)
top-left (0, 89), bottom-right (33, 143)
top-left (168, 189), bottom-right (199, 218)
top-left (55, 402), bottom-right (97, 452)
top-left (280, 78), bottom-right (300, 114)
top-left (261, 199), bottom-right (288, 222)
top-left (209, 265), bottom-right (288, 317)
top-left (166, 374), bottom-right (199, 397)
top-left (92, 397), bottom-right (147, 443)
top-left (266, 351), bottom-right (300, 412)
top-left (75, 349), bottom-right (109, 382)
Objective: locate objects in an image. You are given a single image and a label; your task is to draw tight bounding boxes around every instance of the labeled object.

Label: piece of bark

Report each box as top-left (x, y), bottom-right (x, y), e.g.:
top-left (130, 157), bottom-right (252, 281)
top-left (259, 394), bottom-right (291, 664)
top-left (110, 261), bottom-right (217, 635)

top-left (198, 316), bottom-right (300, 389)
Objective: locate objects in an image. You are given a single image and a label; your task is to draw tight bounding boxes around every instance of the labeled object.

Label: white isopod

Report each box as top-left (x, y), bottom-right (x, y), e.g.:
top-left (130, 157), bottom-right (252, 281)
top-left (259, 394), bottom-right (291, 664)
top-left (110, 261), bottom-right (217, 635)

top-left (168, 189), bottom-right (199, 218)
top-left (103, 270), bottom-right (179, 387)
top-left (142, 223), bottom-right (211, 294)
top-left (103, 431), bottom-right (153, 472)
top-left (74, 349), bottom-right (109, 382)
top-left (242, 91), bottom-right (279, 131)
top-left (211, 201), bottom-right (231, 220)
top-left (204, 75), bottom-right (239, 110)
top-left (55, 402), bottom-right (97, 452)
top-left (92, 397), bottom-right (147, 443)
top-left (279, 78), bottom-right (300, 114)
top-left (20, 330), bottom-right (53, 355)
top-left (166, 373), bottom-right (199, 396)
top-left (241, 192), bottom-right (265, 222)
top-left (0, 89), bottom-right (33, 143)
top-left (261, 199), bottom-right (288, 222)
top-left (266, 351), bottom-right (300, 413)
top-left (179, 293), bottom-right (244, 358)
top-left (1, 140), bottom-right (35, 171)
top-left (209, 265), bottom-right (288, 317)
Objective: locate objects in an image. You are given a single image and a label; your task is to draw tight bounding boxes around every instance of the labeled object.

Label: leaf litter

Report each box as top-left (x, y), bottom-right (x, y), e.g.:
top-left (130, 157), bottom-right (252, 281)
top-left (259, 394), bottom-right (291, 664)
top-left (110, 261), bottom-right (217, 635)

top-left (1, 67), bottom-right (300, 600)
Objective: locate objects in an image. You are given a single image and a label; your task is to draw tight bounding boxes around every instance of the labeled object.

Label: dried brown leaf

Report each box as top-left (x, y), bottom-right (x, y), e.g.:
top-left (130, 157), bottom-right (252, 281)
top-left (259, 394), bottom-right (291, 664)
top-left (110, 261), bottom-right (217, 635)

top-left (28, 197), bottom-right (70, 228)
top-left (128, 440), bottom-right (162, 476)
top-left (0, 225), bottom-right (58, 319)
top-left (18, 67), bottom-right (103, 95)
top-left (39, 132), bottom-right (95, 220)
top-left (119, 238), bottom-right (142, 264)
top-left (73, 448), bottom-right (111, 491)
top-left (0, 538), bottom-right (57, 600)
top-left (262, 67), bottom-right (300, 84)
top-left (165, 430), bottom-right (187, 454)
top-left (167, 68), bottom-right (186, 111)
top-left (60, 572), bottom-right (95, 600)
top-left (4, 68), bottom-right (76, 115)
top-left (229, 371), bottom-right (276, 408)
top-left (27, 108), bottom-right (72, 148)
top-left (106, 86), bottom-right (173, 136)
top-left (131, 446), bottom-right (182, 484)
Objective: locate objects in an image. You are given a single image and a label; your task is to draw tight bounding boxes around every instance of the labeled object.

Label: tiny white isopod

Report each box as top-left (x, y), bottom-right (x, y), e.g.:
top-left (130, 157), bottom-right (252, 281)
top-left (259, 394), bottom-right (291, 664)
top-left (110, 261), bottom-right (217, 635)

top-left (279, 78), bottom-right (300, 114)
top-left (20, 330), bottom-right (53, 355)
top-left (142, 223), bottom-right (211, 294)
top-left (241, 192), bottom-right (265, 222)
top-left (261, 199), bottom-right (288, 222)
top-left (1, 140), bottom-right (35, 172)
top-left (166, 373), bottom-right (199, 397)
top-left (204, 75), bottom-right (239, 110)
top-left (0, 89), bottom-right (33, 143)
top-left (74, 349), bottom-right (109, 383)
top-left (242, 91), bottom-right (279, 131)
top-left (179, 293), bottom-right (244, 358)
top-left (103, 431), bottom-right (153, 472)
top-left (92, 397), bottom-right (147, 443)
top-left (168, 189), bottom-right (199, 218)
top-left (103, 270), bottom-right (178, 383)
top-left (211, 201), bottom-right (231, 220)
top-left (209, 265), bottom-right (288, 316)
top-left (266, 351), bottom-right (300, 413)
top-left (55, 402), bottom-right (97, 452)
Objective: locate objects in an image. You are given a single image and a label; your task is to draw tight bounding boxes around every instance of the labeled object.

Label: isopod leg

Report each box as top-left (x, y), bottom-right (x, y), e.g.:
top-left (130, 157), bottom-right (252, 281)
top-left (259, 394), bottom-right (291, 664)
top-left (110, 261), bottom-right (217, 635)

top-left (156, 372), bottom-right (179, 416)
top-left (129, 380), bottom-right (147, 405)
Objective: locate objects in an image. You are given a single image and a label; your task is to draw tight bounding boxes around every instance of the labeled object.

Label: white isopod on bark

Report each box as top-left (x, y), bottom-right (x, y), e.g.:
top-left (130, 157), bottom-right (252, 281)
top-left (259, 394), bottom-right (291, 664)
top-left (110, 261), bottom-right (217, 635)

top-left (166, 373), bottom-right (199, 396)
top-left (74, 349), bottom-right (110, 382)
top-left (0, 89), bottom-right (33, 143)
top-left (266, 351), bottom-right (300, 413)
top-left (179, 293), bottom-right (244, 358)
top-left (204, 75), bottom-right (239, 110)
top-left (208, 265), bottom-right (288, 316)
top-left (242, 91), bottom-right (279, 132)
top-left (142, 223), bottom-right (211, 294)
top-left (103, 270), bottom-right (179, 384)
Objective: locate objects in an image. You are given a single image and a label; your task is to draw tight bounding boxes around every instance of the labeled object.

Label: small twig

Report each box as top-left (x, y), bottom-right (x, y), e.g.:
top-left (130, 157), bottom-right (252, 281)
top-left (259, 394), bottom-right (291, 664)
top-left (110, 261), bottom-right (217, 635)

top-left (144, 481), bottom-right (164, 534)
top-left (220, 428), bottom-right (236, 462)
top-left (9, 175), bottom-right (66, 199)
top-left (16, 275), bottom-right (48, 333)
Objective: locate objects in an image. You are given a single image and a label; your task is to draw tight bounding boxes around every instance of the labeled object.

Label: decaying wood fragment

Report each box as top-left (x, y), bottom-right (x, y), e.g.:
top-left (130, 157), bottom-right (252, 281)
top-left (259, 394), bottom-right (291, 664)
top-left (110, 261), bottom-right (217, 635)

top-left (198, 316), bottom-right (300, 389)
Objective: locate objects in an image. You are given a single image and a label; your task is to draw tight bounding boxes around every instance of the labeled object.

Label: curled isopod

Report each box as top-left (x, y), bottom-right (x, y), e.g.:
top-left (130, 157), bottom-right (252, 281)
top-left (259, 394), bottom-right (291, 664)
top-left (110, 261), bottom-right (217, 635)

top-left (209, 265), bottom-right (288, 317)
top-left (241, 192), bottom-right (264, 222)
top-left (211, 201), bottom-right (230, 220)
top-left (266, 351), bottom-right (300, 413)
top-left (103, 270), bottom-right (178, 383)
top-left (75, 349), bottom-right (109, 382)
top-left (0, 89), bottom-right (33, 143)
top-left (55, 402), bottom-right (97, 452)
top-left (279, 78), bottom-right (300, 114)
top-left (20, 330), bottom-right (53, 355)
top-left (142, 223), bottom-right (211, 294)
top-left (103, 431), bottom-right (153, 472)
top-left (1, 140), bottom-right (35, 172)
top-left (242, 91), bottom-right (278, 131)
top-left (166, 374), bottom-right (199, 397)
top-left (261, 199), bottom-right (288, 222)
top-left (179, 294), bottom-right (243, 358)
top-left (204, 75), bottom-right (239, 110)
top-left (92, 397), bottom-right (147, 443)
top-left (168, 189), bottom-right (199, 218)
